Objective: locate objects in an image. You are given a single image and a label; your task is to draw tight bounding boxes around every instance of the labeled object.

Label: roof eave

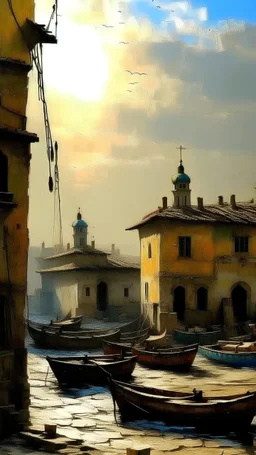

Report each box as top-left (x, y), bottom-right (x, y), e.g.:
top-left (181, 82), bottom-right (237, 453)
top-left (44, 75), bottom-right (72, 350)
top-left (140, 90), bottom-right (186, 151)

top-left (0, 126), bottom-right (39, 143)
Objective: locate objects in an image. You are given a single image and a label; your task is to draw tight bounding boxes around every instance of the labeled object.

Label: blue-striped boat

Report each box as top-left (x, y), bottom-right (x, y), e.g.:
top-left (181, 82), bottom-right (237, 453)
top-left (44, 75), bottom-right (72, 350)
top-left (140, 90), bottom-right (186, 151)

top-left (199, 344), bottom-right (256, 368)
top-left (174, 328), bottom-right (223, 346)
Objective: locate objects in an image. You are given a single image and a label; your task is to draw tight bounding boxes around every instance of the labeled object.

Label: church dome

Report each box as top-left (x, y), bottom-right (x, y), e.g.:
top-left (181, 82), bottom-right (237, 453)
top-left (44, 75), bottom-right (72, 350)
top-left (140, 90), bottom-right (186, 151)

top-left (172, 173), bottom-right (191, 184)
top-left (72, 219), bottom-right (88, 228)
top-left (72, 209), bottom-right (88, 228)
top-left (172, 160), bottom-right (191, 184)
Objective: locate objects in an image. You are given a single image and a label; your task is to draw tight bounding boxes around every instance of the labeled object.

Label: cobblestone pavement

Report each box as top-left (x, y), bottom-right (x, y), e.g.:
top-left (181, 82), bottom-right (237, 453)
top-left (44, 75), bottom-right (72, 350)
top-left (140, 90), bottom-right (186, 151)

top-left (22, 342), bottom-right (256, 455)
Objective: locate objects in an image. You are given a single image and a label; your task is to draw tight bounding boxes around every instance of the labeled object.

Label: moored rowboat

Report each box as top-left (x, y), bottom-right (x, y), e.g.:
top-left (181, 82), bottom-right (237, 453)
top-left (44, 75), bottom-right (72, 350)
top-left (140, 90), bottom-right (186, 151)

top-left (108, 380), bottom-right (256, 434)
top-left (47, 354), bottom-right (137, 386)
top-left (131, 344), bottom-right (198, 369)
top-left (28, 315), bottom-right (83, 331)
top-left (28, 322), bottom-right (120, 349)
top-left (103, 340), bottom-right (133, 356)
top-left (198, 343), bottom-right (256, 367)
top-left (174, 328), bottom-right (223, 346)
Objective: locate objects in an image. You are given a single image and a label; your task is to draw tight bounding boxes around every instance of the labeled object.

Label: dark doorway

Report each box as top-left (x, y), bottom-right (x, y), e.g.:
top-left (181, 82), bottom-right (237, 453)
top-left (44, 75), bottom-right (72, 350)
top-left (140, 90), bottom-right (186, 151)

top-left (0, 151), bottom-right (8, 192)
top-left (97, 281), bottom-right (108, 311)
top-left (0, 295), bottom-right (9, 349)
top-left (197, 287), bottom-right (208, 311)
top-left (173, 286), bottom-right (185, 321)
top-left (231, 285), bottom-right (247, 322)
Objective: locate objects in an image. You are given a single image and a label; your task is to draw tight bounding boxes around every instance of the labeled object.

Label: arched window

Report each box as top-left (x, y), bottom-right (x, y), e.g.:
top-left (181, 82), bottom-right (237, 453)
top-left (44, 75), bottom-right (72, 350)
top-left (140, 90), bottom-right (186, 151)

top-left (148, 243), bottom-right (152, 258)
top-left (0, 151), bottom-right (8, 192)
top-left (197, 287), bottom-right (208, 311)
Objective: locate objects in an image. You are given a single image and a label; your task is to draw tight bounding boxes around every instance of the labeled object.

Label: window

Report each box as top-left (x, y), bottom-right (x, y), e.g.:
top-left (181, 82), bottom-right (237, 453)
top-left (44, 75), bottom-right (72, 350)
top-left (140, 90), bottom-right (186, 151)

top-left (197, 287), bottom-right (208, 311)
top-left (234, 236), bottom-right (249, 253)
top-left (80, 238), bottom-right (85, 247)
top-left (0, 151), bottom-right (8, 192)
top-left (85, 287), bottom-right (90, 297)
top-left (124, 287), bottom-right (129, 297)
top-left (145, 282), bottom-right (149, 302)
top-left (179, 236), bottom-right (191, 258)
top-left (148, 243), bottom-right (152, 258)
top-left (184, 196), bottom-right (187, 206)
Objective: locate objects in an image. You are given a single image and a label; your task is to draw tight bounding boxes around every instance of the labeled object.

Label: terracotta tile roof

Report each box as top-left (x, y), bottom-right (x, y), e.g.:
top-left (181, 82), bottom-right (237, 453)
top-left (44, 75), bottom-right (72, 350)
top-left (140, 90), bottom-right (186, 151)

top-left (44, 246), bottom-right (107, 260)
top-left (127, 202), bottom-right (256, 230)
top-left (107, 255), bottom-right (140, 269)
top-left (37, 255), bottom-right (140, 274)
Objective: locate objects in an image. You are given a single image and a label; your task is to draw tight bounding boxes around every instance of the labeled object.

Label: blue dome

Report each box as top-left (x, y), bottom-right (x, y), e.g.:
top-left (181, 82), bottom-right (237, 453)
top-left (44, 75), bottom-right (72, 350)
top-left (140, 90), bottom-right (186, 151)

top-left (172, 173), bottom-right (191, 184)
top-left (72, 219), bottom-right (88, 228)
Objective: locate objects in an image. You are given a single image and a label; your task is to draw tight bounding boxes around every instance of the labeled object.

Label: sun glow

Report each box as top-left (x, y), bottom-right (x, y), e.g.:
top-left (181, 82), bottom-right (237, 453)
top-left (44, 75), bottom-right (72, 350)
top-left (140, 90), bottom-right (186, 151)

top-left (43, 20), bottom-right (109, 102)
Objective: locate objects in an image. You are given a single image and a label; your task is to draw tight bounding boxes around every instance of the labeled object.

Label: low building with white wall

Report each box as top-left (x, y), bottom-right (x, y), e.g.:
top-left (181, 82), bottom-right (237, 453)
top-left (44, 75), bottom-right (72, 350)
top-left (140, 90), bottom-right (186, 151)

top-left (36, 210), bottom-right (141, 320)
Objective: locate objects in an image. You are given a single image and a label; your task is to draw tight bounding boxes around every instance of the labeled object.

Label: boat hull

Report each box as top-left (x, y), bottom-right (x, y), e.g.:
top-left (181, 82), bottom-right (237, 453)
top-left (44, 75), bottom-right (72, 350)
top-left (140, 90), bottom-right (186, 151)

top-left (28, 323), bottom-right (120, 349)
top-left (109, 380), bottom-right (256, 433)
top-left (103, 340), bottom-right (132, 356)
top-left (199, 344), bottom-right (256, 367)
top-left (47, 355), bottom-right (137, 386)
top-left (27, 315), bottom-right (83, 331)
top-left (174, 329), bottom-right (223, 346)
top-left (132, 345), bottom-right (198, 369)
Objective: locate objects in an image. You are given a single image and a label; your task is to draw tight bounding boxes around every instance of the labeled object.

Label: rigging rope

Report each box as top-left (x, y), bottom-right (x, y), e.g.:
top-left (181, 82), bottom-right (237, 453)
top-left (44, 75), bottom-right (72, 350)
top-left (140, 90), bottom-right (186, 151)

top-left (7, 0), bottom-right (57, 193)
top-left (53, 141), bottom-right (63, 248)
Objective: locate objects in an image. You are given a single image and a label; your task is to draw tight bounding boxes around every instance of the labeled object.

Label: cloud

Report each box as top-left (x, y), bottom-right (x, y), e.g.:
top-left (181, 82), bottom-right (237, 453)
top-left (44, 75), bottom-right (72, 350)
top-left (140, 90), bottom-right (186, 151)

top-left (27, 1), bottom-right (256, 252)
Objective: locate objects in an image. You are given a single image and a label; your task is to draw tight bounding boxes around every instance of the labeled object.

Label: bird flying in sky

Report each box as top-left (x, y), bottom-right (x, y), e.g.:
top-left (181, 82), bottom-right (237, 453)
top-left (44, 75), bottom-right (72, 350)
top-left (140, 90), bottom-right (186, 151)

top-left (126, 70), bottom-right (147, 76)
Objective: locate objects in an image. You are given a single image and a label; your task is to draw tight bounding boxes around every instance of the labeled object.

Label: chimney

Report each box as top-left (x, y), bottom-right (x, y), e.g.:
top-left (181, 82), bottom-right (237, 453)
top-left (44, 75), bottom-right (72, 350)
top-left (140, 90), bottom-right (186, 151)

top-left (111, 244), bottom-right (115, 255)
top-left (218, 195), bottom-right (224, 206)
top-left (230, 194), bottom-right (236, 209)
top-left (162, 196), bottom-right (168, 210)
top-left (197, 197), bottom-right (204, 210)
top-left (67, 243), bottom-right (70, 250)
top-left (91, 240), bottom-right (95, 248)
top-left (42, 241), bottom-right (45, 249)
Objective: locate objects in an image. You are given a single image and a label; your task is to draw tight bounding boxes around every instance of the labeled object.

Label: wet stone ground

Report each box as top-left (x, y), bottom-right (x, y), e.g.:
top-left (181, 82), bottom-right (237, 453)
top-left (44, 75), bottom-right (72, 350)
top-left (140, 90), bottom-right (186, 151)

top-left (2, 315), bottom-right (256, 455)
top-left (14, 339), bottom-right (256, 455)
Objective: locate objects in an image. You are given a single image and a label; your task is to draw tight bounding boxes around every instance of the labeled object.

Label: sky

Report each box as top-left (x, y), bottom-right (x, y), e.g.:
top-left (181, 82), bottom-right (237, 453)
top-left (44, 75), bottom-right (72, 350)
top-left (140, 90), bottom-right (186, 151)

top-left (27, 0), bottom-right (256, 255)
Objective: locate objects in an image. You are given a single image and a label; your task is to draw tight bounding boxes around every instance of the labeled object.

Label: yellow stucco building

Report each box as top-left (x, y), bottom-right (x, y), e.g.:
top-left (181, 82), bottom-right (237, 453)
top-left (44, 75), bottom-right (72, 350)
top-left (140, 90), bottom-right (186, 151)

top-left (0, 1), bottom-right (56, 437)
top-left (127, 154), bottom-right (256, 332)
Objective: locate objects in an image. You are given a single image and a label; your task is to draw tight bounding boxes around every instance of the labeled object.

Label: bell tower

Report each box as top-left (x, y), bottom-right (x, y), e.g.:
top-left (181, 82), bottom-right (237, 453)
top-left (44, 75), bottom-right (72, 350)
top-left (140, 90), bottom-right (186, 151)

top-left (72, 208), bottom-right (88, 249)
top-left (172, 145), bottom-right (191, 208)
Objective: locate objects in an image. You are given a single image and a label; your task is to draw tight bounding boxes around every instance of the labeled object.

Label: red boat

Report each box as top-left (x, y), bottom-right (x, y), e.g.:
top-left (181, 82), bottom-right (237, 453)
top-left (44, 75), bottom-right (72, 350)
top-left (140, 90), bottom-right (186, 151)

top-left (103, 339), bottom-right (132, 356)
top-left (131, 344), bottom-right (198, 369)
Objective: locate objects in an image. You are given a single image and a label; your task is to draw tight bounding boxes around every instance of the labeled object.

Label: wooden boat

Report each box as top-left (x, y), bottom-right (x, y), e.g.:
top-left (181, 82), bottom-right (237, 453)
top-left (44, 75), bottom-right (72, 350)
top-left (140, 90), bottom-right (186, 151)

top-left (28, 322), bottom-right (114, 337)
top-left (28, 321), bottom-right (120, 349)
top-left (174, 328), bottom-right (223, 346)
top-left (46, 354), bottom-right (137, 386)
top-left (108, 379), bottom-right (256, 434)
top-left (199, 343), bottom-right (256, 367)
top-left (144, 330), bottom-right (167, 348)
top-left (103, 340), bottom-right (132, 356)
top-left (132, 344), bottom-right (198, 369)
top-left (58, 310), bottom-right (72, 322)
top-left (28, 315), bottom-right (83, 331)
top-left (102, 339), bottom-right (191, 357)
